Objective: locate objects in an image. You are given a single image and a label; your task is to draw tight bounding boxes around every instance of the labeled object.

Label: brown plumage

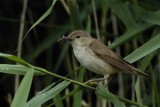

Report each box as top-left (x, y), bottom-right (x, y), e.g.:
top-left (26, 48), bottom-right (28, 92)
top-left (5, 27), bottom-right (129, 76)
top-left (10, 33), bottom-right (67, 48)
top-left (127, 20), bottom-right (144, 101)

top-left (59, 30), bottom-right (150, 77)
top-left (89, 38), bottom-right (150, 77)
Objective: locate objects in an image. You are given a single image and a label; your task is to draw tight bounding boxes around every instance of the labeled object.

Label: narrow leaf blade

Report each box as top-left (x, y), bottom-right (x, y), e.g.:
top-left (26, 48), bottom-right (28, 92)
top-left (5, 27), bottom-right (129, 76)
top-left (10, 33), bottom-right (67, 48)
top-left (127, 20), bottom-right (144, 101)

top-left (95, 82), bottom-right (124, 107)
top-left (0, 64), bottom-right (44, 75)
top-left (124, 34), bottom-right (160, 63)
top-left (26, 81), bottom-right (70, 107)
top-left (11, 68), bottom-right (34, 107)
top-left (0, 53), bottom-right (30, 66)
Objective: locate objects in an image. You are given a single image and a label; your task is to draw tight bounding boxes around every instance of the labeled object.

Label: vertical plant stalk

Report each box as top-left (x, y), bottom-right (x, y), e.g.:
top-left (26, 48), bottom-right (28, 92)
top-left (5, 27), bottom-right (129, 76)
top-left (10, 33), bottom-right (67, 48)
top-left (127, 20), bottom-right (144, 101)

top-left (131, 75), bottom-right (135, 102)
top-left (15, 0), bottom-right (28, 93)
top-left (91, 0), bottom-right (100, 40)
top-left (101, 0), bottom-right (107, 37)
top-left (60, 0), bottom-right (70, 15)
top-left (103, 75), bottom-right (110, 107)
top-left (131, 39), bottom-right (138, 103)
top-left (111, 12), bottom-right (124, 97)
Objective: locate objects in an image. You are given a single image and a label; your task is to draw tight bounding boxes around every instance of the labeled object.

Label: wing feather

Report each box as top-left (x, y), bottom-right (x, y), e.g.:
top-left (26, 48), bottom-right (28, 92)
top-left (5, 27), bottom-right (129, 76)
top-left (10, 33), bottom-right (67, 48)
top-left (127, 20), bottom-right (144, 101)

top-left (89, 38), bottom-right (137, 74)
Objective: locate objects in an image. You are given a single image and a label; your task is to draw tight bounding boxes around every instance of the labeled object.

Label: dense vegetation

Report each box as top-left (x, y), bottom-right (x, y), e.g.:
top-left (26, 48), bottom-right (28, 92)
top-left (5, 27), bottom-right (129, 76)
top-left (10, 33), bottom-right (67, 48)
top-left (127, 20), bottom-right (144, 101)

top-left (0, 0), bottom-right (160, 107)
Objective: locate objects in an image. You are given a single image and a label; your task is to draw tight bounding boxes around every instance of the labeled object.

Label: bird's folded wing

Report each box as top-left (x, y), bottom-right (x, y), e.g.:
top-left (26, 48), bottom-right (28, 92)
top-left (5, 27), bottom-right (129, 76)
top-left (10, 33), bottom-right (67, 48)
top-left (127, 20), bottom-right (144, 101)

top-left (89, 38), bottom-right (135, 74)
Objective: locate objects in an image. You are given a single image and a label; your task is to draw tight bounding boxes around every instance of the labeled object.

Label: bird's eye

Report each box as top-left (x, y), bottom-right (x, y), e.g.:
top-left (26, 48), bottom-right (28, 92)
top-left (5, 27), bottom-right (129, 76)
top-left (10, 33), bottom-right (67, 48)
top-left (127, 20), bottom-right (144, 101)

top-left (76, 35), bottom-right (80, 38)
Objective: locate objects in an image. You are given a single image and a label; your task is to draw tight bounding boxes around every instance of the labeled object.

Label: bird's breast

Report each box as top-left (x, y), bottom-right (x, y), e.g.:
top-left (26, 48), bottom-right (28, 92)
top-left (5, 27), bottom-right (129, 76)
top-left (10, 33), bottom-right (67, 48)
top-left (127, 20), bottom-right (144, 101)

top-left (72, 45), bottom-right (117, 75)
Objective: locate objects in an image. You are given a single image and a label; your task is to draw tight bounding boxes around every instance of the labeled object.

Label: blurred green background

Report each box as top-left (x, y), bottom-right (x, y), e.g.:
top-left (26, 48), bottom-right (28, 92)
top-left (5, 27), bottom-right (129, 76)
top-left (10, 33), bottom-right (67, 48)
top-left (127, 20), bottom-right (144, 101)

top-left (0, 0), bottom-right (160, 107)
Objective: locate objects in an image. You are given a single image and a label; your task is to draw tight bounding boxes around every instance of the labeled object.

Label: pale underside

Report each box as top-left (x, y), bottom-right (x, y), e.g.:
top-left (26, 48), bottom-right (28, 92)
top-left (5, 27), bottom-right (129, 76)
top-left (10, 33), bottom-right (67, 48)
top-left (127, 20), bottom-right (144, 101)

top-left (67, 30), bottom-right (149, 77)
top-left (72, 44), bottom-right (118, 75)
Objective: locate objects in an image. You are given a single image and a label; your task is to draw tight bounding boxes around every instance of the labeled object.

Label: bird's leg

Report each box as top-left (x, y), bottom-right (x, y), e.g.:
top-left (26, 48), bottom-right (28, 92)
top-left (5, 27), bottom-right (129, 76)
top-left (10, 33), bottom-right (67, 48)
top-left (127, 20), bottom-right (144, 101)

top-left (84, 78), bottom-right (106, 86)
top-left (105, 75), bottom-right (113, 87)
top-left (84, 75), bottom-right (113, 86)
top-left (86, 77), bottom-right (108, 82)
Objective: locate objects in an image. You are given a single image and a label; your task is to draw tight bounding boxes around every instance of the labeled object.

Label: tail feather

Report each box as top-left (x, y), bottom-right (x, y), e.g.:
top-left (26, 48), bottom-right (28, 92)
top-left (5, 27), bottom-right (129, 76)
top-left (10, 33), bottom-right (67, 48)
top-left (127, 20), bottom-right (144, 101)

top-left (131, 66), bottom-right (150, 78)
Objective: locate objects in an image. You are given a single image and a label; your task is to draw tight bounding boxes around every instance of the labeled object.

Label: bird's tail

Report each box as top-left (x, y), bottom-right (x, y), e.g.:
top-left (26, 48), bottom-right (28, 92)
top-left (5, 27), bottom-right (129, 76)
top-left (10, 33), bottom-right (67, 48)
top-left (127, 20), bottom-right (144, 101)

top-left (131, 66), bottom-right (150, 78)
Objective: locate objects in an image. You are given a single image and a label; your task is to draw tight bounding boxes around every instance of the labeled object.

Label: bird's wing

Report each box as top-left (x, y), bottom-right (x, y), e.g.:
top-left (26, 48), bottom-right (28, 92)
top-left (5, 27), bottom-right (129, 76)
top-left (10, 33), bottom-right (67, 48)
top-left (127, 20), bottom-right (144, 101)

top-left (89, 38), bottom-right (137, 74)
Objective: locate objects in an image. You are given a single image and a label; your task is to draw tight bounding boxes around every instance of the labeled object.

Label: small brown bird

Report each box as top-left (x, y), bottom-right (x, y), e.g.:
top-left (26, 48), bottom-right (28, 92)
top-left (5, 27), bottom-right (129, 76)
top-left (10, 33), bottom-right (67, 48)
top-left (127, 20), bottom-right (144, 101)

top-left (58, 30), bottom-right (150, 78)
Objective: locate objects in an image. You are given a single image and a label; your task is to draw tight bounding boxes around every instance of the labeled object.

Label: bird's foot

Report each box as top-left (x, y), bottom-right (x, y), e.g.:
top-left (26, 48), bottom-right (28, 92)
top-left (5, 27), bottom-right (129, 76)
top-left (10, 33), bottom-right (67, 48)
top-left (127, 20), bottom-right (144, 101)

top-left (84, 75), bottom-right (113, 87)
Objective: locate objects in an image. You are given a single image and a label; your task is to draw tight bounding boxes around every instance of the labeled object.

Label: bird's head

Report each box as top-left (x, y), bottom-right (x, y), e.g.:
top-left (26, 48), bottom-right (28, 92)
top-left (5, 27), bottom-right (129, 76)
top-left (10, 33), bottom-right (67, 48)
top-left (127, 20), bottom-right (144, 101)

top-left (58, 30), bottom-right (92, 46)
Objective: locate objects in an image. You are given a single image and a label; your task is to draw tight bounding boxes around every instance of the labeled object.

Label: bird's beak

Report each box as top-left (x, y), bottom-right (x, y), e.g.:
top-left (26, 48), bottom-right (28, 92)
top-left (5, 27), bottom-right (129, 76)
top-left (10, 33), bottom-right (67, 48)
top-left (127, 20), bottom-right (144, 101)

top-left (58, 35), bottom-right (72, 42)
